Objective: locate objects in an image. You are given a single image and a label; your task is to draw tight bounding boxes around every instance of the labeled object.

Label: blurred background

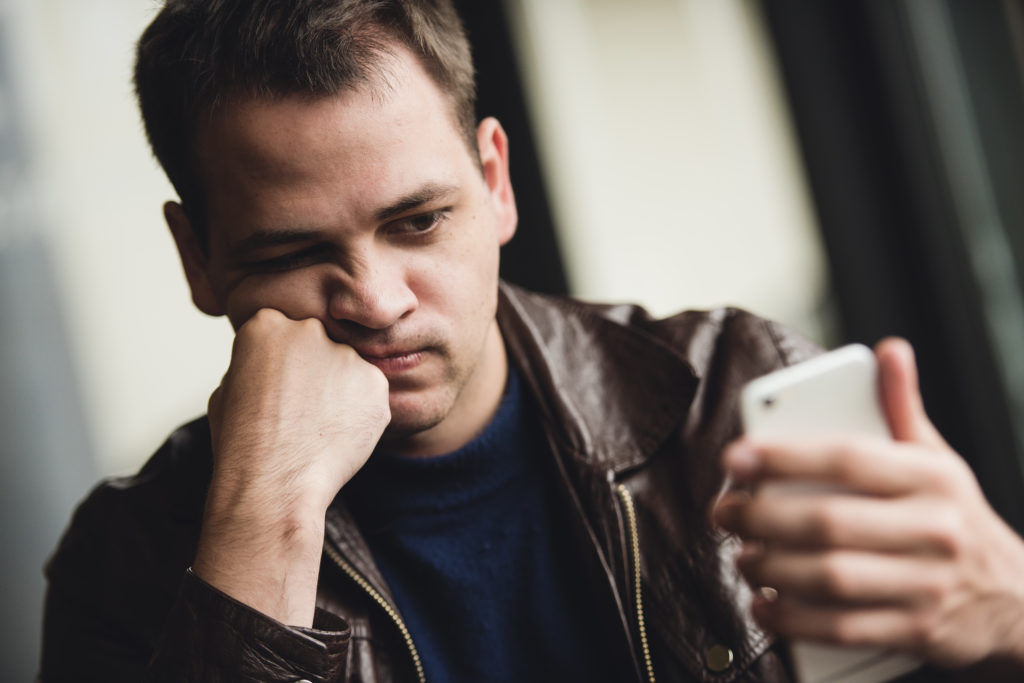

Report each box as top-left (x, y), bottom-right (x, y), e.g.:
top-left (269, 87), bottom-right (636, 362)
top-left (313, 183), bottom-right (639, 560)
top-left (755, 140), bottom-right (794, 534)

top-left (3, 0), bottom-right (1024, 678)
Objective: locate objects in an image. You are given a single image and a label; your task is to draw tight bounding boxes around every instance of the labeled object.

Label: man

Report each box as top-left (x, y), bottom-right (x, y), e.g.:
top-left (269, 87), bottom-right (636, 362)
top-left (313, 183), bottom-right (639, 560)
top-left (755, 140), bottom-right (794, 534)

top-left (40, 1), bottom-right (1024, 681)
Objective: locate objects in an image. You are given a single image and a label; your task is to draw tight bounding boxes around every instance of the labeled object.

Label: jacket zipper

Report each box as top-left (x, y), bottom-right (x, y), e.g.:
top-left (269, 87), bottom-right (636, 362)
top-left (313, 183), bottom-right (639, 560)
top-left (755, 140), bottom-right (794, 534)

top-left (616, 483), bottom-right (657, 683)
top-left (321, 490), bottom-right (651, 683)
top-left (322, 542), bottom-right (427, 683)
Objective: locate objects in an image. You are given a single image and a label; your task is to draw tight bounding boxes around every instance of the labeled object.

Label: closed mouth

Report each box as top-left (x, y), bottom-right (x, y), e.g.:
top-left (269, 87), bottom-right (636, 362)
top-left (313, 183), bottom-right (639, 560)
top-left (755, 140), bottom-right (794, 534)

top-left (355, 348), bottom-right (426, 373)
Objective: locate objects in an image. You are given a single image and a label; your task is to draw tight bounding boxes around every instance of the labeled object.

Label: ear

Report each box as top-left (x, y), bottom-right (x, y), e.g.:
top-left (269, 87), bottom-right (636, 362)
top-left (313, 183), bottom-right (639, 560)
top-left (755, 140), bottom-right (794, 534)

top-left (164, 201), bottom-right (225, 316)
top-left (475, 117), bottom-right (518, 246)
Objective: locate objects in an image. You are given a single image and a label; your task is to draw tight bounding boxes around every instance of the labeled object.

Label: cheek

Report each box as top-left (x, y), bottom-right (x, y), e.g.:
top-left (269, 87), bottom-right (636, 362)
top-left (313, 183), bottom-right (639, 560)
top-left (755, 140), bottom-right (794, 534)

top-left (222, 272), bottom-right (330, 329)
top-left (420, 226), bottom-right (497, 287)
top-left (415, 238), bottom-right (500, 339)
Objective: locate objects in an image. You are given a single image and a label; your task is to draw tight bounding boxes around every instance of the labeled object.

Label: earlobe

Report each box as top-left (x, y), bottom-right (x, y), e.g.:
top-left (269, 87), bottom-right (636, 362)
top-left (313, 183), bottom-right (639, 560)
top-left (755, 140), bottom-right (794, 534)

top-left (476, 117), bottom-right (518, 246)
top-left (164, 201), bottom-right (225, 317)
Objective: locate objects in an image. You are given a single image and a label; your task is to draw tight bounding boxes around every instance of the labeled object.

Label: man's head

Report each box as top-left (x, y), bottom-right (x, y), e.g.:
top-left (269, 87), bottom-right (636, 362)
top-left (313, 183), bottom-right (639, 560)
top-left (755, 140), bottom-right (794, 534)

top-left (135, 0), bottom-right (478, 248)
top-left (135, 0), bottom-right (518, 455)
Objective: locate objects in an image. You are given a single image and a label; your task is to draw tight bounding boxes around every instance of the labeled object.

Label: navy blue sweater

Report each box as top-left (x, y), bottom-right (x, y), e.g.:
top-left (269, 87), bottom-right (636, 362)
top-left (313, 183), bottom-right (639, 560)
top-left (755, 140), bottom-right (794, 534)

top-left (344, 366), bottom-right (616, 682)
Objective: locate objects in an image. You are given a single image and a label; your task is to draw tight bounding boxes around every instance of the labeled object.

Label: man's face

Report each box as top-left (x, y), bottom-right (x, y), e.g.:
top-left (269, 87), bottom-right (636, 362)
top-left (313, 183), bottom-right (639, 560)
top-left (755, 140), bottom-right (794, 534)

top-left (169, 46), bottom-right (517, 455)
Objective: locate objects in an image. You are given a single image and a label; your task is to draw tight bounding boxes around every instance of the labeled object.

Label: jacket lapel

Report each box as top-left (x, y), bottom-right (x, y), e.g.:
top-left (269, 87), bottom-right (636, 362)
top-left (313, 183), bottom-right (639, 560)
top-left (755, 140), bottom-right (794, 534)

top-left (497, 282), bottom-right (699, 473)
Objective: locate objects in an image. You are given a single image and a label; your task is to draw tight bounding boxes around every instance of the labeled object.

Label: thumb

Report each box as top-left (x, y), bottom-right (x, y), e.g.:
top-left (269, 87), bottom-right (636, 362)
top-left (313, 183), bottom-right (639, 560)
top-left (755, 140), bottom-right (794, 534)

top-left (876, 337), bottom-right (947, 448)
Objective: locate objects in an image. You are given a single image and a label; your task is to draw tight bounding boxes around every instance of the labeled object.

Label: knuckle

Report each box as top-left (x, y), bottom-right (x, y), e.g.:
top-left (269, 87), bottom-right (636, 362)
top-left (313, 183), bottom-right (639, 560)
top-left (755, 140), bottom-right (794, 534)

top-left (251, 307), bottom-right (283, 326)
top-left (806, 505), bottom-right (842, 545)
top-left (922, 508), bottom-right (965, 556)
top-left (828, 613), bottom-right (864, 645)
top-left (363, 367), bottom-right (390, 415)
top-left (916, 569), bottom-right (953, 604)
top-left (335, 343), bottom-right (359, 362)
top-left (296, 317), bottom-right (327, 341)
top-left (240, 308), bottom-right (284, 339)
top-left (907, 610), bottom-right (940, 651)
top-left (928, 465), bottom-right (956, 495)
top-left (734, 500), bottom-right (760, 539)
top-left (827, 443), bottom-right (862, 482)
top-left (334, 344), bottom-right (366, 370)
top-left (818, 554), bottom-right (854, 597)
top-left (370, 366), bottom-right (389, 394)
top-left (925, 455), bottom-right (970, 495)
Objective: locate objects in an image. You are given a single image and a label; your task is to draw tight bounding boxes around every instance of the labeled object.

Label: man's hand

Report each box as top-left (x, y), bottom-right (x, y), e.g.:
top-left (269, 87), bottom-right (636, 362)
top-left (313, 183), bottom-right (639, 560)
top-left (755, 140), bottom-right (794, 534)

top-left (194, 308), bottom-right (390, 627)
top-left (713, 338), bottom-right (1024, 672)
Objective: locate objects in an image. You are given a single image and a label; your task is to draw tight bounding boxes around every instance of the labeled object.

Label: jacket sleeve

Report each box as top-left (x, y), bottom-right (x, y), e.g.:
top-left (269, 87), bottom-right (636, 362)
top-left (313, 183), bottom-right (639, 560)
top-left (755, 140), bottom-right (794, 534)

top-left (39, 479), bottom-right (350, 682)
top-left (145, 570), bottom-right (350, 682)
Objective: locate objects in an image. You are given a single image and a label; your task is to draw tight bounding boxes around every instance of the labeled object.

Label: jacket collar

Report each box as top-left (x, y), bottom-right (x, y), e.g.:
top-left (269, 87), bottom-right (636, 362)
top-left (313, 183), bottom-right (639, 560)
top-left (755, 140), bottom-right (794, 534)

top-left (497, 282), bottom-right (699, 473)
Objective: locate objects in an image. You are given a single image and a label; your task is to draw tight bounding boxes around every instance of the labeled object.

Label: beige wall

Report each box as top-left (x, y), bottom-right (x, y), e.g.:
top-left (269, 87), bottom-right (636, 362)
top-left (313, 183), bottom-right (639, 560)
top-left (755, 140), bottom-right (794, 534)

top-left (507, 0), bottom-right (831, 330)
top-left (8, 0), bottom-right (232, 474)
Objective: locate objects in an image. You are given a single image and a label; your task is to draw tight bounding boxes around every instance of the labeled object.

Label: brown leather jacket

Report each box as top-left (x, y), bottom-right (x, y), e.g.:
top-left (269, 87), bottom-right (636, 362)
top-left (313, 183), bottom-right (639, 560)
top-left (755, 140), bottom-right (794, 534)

top-left (41, 283), bottom-right (825, 682)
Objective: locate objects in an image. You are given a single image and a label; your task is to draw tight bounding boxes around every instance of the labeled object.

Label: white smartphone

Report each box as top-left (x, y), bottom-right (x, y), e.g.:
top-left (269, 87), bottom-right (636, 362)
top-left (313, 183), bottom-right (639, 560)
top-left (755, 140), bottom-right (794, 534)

top-left (740, 344), bottom-right (921, 683)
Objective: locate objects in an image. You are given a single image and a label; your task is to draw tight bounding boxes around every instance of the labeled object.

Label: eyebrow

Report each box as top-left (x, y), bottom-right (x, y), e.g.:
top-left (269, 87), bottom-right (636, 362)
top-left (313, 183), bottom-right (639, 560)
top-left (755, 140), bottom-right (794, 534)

top-left (226, 182), bottom-right (461, 261)
top-left (374, 182), bottom-right (460, 223)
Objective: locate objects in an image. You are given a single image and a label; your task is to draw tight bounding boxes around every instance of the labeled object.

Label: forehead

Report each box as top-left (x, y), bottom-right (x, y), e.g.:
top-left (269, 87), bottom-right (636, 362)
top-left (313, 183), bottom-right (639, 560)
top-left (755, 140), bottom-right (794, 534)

top-left (192, 47), bottom-right (475, 232)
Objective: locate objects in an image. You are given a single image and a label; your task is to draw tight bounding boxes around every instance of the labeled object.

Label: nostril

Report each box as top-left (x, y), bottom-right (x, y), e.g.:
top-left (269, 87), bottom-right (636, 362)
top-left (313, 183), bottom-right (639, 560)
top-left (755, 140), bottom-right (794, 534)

top-left (327, 279), bottom-right (417, 331)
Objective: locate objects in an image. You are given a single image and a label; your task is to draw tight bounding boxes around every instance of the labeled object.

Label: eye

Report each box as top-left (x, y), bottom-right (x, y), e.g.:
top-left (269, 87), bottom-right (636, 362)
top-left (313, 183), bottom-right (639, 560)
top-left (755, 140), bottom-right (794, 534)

top-left (388, 209), bottom-right (449, 236)
top-left (244, 244), bottom-right (331, 273)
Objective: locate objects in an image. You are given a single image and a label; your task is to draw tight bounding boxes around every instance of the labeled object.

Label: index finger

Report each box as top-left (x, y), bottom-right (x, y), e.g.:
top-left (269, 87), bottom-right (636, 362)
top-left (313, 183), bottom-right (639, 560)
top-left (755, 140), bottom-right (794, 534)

top-left (723, 436), bottom-right (948, 497)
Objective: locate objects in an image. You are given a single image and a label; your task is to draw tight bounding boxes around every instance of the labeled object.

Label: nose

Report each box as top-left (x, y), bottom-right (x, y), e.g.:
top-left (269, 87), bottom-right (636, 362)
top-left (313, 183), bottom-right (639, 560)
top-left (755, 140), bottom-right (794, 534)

top-left (327, 259), bottom-right (417, 330)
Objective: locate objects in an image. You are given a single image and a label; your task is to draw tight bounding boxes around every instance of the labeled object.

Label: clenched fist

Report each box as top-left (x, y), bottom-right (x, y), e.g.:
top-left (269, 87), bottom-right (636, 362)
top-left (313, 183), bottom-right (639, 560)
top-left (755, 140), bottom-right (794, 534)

top-left (195, 308), bottom-right (391, 626)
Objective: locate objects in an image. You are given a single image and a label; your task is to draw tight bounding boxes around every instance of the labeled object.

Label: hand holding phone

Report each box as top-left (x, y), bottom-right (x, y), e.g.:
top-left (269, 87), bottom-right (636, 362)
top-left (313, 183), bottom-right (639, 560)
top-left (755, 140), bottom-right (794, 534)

top-left (739, 344), bottom-right (921, 683)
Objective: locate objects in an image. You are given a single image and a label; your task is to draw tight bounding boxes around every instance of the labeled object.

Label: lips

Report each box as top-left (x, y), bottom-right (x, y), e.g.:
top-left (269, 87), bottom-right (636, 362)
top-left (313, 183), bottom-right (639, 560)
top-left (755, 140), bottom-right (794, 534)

top-left (355, 348), bottom-right (426, 374)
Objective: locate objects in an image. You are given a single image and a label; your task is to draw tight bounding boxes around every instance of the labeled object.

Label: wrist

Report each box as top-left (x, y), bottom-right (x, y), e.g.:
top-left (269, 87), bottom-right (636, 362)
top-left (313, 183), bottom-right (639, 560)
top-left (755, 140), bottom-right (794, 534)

top-left (208, 437), bottom-right (354, 511)
top-left (194, 474), bottom-right (328, 627)
top-left (209, 477), bottom-right (322, 518)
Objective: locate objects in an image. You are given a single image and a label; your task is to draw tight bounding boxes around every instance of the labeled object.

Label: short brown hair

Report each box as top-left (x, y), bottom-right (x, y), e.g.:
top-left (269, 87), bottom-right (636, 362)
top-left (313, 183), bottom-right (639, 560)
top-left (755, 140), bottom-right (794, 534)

top-left (134, 0), bottom-right (477, 246)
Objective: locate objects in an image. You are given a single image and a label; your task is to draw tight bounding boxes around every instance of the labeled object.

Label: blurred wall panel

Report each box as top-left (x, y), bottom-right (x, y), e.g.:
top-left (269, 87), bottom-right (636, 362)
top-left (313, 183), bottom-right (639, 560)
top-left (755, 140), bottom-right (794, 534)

top-left (7, 0), bottom-right (233, 476)
top-left (761, 0), bottom-right (1024, 529)
top-left (506, 0), bottom-right (832, 340)
top-left (0, 10), bottom-right (96, 679)
top-left (0, 240), bottom-right (98, 681)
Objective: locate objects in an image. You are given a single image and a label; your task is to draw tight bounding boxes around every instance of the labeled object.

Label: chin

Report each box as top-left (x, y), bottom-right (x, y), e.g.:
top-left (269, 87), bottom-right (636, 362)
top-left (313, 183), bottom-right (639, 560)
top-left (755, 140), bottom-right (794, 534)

top-left (381, 389), bottom-right (453, 440)
top-left (381, 412), bottom-right (445, 440)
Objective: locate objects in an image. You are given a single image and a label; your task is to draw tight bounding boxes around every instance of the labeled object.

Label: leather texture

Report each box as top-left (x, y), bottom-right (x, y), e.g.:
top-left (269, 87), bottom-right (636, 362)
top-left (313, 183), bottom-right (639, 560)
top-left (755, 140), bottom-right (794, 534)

top-left (40, 283), bottom-right (932, 682)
